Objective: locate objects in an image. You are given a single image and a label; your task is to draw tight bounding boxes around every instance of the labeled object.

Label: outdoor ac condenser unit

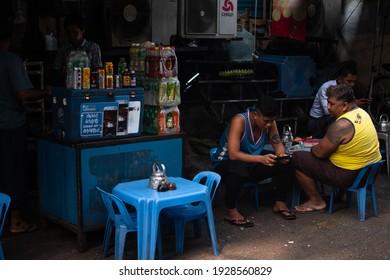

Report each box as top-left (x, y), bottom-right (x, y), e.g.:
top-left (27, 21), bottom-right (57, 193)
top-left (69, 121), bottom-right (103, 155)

top-left (178, 0), bottom-right (237, 39)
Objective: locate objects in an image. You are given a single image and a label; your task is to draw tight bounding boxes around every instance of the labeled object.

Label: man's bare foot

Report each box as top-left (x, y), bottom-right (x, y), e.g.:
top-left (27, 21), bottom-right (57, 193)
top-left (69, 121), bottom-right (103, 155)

top-left (10, 221), bottom-right (39, 234)
top-left (224, 208), bottom-right (244, 221)
top-left (273, 201), bottom-right (296, 220)
top-left (272, 200), bottom-right (290, 213)
top-left (224, 208), bottom-right (254, 227)
top-left (294, 201), bottom-right (327, 214)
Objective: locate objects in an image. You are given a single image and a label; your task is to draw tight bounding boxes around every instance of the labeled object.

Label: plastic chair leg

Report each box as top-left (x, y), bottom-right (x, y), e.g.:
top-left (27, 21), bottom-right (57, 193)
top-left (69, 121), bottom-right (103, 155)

top-left (290, 183), bottom-right (301, 209)
top-left (357, 188), bottom-right (367, 222)
top-left (174, 218), bottom-right (186, 255)
top-left (115, 225), bottom-right (128, 260)
top-left (329, 188), bottom-right (337, 214)
top-left (193, 219), bottom-right (202, 239)
top-left (0, 243), bottom-right (4, 260)
top-left (205, 215), bottom-right (219, 256)
top-left (156, 225), bottom-right (163, 260)
top-left (370, 186), bottom-right (378, 217)
top-left (102, 219), bottom-right (113, 257)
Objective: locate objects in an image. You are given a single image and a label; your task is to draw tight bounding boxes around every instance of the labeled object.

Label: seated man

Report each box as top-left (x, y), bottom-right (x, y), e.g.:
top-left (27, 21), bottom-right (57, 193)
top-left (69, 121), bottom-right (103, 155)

top-left (212, 95), bottom-right (296, 227)
top-left (308, 63), bottom-right (370, 139)
top-left (293, 84), bottom-right (382, 213)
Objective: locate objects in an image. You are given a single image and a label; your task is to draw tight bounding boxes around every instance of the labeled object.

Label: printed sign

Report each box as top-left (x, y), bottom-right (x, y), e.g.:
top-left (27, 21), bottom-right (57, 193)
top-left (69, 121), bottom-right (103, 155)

top-left (80, 102), bottom-right (117, 138)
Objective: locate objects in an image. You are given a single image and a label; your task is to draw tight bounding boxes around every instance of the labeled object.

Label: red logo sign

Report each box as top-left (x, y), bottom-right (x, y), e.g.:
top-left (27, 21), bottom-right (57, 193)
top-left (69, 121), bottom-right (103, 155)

top-left (222, 0), bottom-right (234, 12)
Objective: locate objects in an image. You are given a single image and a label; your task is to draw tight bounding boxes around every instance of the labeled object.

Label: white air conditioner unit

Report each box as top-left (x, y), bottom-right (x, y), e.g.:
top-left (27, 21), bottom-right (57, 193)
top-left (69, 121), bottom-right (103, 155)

top-left (178, 0), bottom-right (237, 39)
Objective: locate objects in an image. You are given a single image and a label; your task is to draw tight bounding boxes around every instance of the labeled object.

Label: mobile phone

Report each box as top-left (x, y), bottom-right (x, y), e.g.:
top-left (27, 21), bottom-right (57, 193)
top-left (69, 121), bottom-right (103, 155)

top-left (275, 155), bottom-right (291, 160)
top-left (103, 106), bottom-right (118, 137)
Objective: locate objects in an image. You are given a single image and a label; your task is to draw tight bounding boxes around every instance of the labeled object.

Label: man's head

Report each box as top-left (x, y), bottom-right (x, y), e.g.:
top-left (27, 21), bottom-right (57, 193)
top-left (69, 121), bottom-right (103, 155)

top-left (336, 64), bottom-right (358, 88)
top-left (63, 14), bottom-right (85, 46)
top-left (326, 84), bottom-right (356, 118)
top-left (253, 95), bottom-right (278, 129)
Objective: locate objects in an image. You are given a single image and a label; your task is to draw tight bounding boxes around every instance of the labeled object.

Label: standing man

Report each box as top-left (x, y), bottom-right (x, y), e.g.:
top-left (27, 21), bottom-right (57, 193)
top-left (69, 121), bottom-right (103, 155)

top-left (0, 22), bottom-right (51, 233)
top-left (293, 84), bottom-right (381, 213)
top-left (308, 63), bottom-right (370, 138)
top-left (212, 95), bottom-right (296, 227)
top-left (52, 13), bottom-right (103, 86)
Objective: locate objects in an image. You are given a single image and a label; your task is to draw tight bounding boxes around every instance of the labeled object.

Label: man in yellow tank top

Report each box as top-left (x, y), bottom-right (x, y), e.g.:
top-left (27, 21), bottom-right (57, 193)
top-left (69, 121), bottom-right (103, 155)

top-left (292, 84), bottom-right (381, 213)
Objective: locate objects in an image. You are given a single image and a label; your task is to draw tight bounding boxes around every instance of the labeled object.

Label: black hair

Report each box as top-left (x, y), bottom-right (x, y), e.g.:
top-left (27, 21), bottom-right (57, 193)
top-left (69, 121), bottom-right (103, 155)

top-left (0, 22), bottom-right (12, 43)
top-left (326, 84), bottom-right (355, 103)
top-left (338, 61), bottom-right (358, 78)
top-left (64, 14), bottom-right (86, 30)
top-left (254, 95), bottom-right (278, 117)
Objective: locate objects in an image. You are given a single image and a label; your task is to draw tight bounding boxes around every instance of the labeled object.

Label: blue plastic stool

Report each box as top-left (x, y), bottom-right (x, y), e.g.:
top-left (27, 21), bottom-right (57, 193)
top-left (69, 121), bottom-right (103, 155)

top-left (328, 160), bottom-right (385, 221)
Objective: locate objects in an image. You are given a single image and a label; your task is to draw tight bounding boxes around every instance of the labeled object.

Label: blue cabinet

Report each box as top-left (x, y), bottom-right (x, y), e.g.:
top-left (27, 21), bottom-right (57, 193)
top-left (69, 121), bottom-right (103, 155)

top-left (37, 134), bottom-right (183, 251)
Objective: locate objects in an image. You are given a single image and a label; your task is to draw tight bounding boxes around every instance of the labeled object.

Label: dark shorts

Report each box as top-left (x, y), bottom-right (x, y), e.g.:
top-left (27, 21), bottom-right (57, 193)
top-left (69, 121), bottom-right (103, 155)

top-left (292, 151), bottom-right (359, 188)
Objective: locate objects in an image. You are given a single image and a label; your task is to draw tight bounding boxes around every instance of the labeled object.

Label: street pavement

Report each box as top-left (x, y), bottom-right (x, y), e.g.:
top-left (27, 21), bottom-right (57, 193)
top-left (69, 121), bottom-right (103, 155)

top-left (2, 153), bottom-right (390, 260)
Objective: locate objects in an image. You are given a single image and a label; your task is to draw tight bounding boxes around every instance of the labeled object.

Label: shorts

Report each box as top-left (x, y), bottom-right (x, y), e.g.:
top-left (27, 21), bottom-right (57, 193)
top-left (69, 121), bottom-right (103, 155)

top-left (292, 151), bottom-right (359, 188)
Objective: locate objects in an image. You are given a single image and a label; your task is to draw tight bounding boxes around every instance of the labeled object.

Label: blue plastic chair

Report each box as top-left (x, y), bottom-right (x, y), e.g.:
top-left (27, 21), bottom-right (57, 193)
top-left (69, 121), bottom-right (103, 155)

top-left (209, 147), bottom-right (271, 210)
top-left (0, 193), bottom-right (11, 260)
top-left (96, 187), bottom-right (162, 259)
top-left (162, 171), bottom-right (221, 255)
top-left (328, 160), bottom-right (385, 221)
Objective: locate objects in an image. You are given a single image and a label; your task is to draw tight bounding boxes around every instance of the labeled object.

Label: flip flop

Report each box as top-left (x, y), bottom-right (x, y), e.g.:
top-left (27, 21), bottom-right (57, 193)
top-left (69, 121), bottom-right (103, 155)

top-left (10, 223), bottom-right (39, 234)
top-left (224, 218), bottom-right (254, 228)
top-left (274, 210), bottom-right (297, 220)
top-left (294, 204), bottom-right (327, 214)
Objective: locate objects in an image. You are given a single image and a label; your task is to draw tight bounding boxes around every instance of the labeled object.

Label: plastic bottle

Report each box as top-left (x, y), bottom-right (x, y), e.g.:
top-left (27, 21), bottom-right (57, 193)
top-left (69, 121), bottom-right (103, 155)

top-left (117, 57), bottom-right (127, 76)
top-left (139, 44), bottom-right (146, 72)
top-left (76, 50), bottom-right (90, 68)
top-left (45, 32), bottom-right (57, 51)
top-left (130, 70), bottom-right (137, 87)
top-left (172, 106), bottom-right (180, 134)
top-left (157, 107), bottom-right (166, 135)
top-left (145, 48), bottom-right (151, 77)
top-left (66, 51), bottom-right (77, 88)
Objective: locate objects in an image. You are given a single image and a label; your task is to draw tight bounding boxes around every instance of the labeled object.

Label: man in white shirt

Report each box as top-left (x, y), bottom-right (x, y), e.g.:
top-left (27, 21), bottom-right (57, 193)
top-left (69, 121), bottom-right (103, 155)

top-left (308, 64), bottom-right (370, 138)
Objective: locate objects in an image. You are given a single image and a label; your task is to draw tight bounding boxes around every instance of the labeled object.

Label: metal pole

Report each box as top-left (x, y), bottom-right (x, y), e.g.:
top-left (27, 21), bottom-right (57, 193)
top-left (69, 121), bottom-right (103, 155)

top-left (367, 0), bottom-right (381, 123)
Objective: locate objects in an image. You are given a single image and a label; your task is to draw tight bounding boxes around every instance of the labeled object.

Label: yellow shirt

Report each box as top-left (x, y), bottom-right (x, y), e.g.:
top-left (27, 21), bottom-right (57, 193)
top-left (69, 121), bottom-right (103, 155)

top-left (329, 108), bottom-right (381, 170)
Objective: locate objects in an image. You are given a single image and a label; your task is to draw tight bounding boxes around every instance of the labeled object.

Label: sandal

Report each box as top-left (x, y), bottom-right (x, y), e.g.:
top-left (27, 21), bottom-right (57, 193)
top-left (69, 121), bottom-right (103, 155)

top-left (274, 210), bottom-right (297, 220)
top-left (224, 218), bottom-right (254, 228)
top-left (294, 204), bottom-right (327, 214)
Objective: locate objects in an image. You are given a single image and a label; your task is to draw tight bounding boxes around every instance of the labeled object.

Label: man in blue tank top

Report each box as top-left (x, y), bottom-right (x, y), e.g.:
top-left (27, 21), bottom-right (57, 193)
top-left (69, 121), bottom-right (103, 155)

top-left (212, 95), bottom-right (296, 227)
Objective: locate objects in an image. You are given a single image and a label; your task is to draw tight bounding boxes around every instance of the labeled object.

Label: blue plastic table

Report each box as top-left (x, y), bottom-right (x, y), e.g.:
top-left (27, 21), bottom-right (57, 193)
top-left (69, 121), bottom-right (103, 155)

top-left (112, 177), bottom-right (219, 259)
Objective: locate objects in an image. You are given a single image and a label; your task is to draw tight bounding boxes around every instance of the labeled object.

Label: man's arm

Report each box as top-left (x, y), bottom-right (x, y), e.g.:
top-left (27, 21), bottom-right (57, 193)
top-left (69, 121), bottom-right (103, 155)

top-left (17, 88), bottom-right (51, 101)
top-left (311, 118), bottom-right (354, 159)
top-left (269, 122), bottom-right (287, 156)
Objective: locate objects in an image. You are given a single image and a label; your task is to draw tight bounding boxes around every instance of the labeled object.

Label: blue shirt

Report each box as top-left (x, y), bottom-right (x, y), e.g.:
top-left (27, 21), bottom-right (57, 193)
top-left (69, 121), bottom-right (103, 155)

top-left (212, 108), bottom-right (268, 163)
top-left (0, 50), bottom-right (33, 128)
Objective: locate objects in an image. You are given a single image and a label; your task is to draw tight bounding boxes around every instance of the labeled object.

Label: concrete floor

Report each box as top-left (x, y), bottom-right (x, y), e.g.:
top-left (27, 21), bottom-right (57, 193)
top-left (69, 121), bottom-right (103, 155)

top-left (2, 153), bottom-right (390, 260)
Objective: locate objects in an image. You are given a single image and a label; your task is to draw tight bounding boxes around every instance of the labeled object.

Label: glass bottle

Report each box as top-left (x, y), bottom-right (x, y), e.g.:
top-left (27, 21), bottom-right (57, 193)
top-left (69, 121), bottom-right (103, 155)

top-left (122, 68), bottom-right (131, 88)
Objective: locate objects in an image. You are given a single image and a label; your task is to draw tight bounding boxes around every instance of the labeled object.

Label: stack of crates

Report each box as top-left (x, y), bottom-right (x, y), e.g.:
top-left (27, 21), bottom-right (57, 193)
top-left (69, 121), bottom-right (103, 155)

top-left (259, 54), bottom-right (316, 97)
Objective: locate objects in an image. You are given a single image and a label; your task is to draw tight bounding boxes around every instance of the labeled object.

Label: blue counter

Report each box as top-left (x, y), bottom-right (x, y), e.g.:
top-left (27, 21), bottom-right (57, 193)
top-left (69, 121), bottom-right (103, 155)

top-left (37, 133), bottom-right (183, 251)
